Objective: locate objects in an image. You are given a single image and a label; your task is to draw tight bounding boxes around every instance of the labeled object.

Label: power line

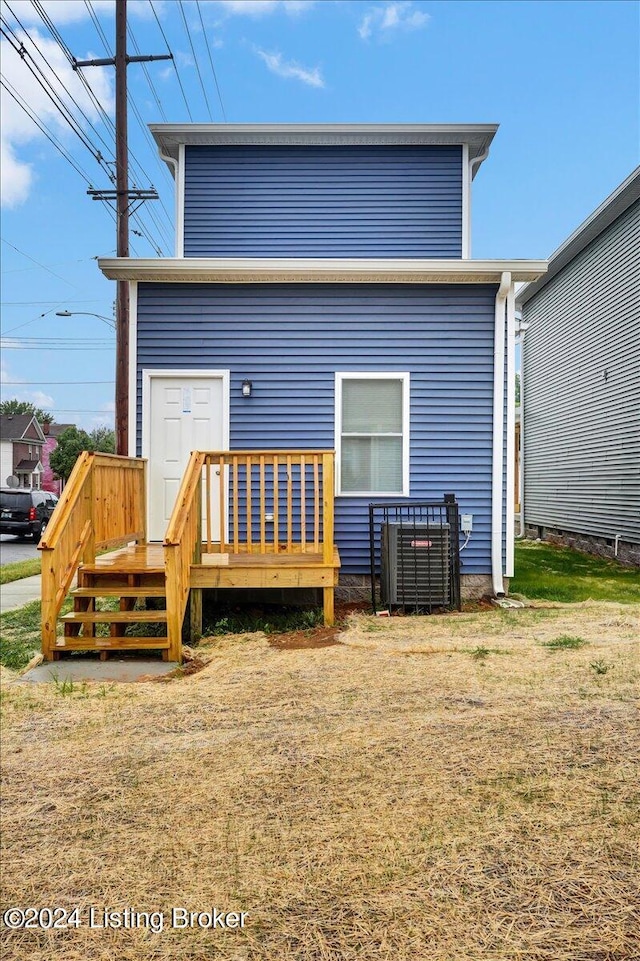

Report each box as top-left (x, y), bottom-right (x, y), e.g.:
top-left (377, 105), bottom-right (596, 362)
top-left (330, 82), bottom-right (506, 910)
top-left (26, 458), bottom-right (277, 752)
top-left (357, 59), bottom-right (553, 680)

top-left (177, 0), bottom-right (213, 121)
top-left (0, 74), bottom-right (95, 186)
top-left (195, 0), bottom-right (226, 121)
top-left (0, 18), bottom-right (114, 181)
top-left (0, 239), bottom-right (82, 290)
top-left (26, 2), bottom-right (170, 254)
top-left (149, 0), bottom-right (193, 122)
top-left (3, 5), bottom-right (116, 165)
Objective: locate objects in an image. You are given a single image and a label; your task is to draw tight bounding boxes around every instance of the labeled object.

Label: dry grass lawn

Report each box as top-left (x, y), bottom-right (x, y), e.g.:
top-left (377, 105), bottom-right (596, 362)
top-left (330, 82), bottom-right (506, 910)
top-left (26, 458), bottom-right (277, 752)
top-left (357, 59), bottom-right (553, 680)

top-left (1, 601), bottom-right (639, 960)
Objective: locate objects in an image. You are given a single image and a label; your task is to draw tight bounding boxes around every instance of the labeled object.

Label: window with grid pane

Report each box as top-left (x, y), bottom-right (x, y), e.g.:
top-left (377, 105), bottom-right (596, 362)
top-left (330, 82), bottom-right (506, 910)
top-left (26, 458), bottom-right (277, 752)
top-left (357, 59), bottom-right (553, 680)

top-left (338, 375), bottom-right (407, 494)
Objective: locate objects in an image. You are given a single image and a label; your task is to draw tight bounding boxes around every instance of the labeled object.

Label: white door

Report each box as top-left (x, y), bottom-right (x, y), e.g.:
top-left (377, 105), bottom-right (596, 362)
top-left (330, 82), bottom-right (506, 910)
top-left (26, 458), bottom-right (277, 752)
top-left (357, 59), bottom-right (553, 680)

top-left (146, 374), bottom-right (227, 542)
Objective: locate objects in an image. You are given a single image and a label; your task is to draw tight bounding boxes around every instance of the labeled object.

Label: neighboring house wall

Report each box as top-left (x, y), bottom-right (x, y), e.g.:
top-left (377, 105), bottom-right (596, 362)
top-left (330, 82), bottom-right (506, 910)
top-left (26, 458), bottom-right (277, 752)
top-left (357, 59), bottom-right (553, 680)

top-left (183, 145), bottom-right (463, 258)
top-left (41, 435), bottom-right (60, 493)
top-left (136, 281), bottom-right (498, 577)
top-left (0, 440), bottom-right (13, 486)
top-left (40, 424), bottom-right (73, 494)
top-left (521, 197), bottom-right (640, 556)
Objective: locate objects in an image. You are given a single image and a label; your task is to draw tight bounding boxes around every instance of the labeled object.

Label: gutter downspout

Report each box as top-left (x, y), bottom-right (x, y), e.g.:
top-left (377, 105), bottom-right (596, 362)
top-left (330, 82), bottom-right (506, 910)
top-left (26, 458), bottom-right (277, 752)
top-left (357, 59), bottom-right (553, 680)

top-left (516, 311), bottom-right (527, 539)
top-left (505, 283), bottom-right (516, 579)
top-left (158, 147), bottom-right (180, 257)
top-left (492, 271), bottom-right (511, 596)
top-left (465, 146), bottom-right (491, 260)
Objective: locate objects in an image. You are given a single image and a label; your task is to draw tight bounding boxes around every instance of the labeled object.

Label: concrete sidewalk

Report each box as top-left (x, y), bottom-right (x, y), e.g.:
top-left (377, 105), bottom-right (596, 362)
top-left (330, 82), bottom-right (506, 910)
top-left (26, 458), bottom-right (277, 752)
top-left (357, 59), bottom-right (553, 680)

top-left (0, 574), bottom-right (42, 613)
top-left (22, 659), bottom-right (180, 683)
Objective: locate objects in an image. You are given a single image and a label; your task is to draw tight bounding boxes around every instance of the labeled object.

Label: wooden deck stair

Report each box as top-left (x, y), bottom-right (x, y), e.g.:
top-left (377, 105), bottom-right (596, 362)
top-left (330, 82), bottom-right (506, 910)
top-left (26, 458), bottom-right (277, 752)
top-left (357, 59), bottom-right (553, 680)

top-left (55, 546), bottom-right (171, 658)
top-left (40, 449), bottom-right (339, 663)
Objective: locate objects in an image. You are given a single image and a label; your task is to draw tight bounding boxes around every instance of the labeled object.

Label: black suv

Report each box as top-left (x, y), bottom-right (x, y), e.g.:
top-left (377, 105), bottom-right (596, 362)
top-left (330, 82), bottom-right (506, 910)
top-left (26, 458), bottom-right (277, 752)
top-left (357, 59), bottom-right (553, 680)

top-left (0, 489), bottom-right (59, 542)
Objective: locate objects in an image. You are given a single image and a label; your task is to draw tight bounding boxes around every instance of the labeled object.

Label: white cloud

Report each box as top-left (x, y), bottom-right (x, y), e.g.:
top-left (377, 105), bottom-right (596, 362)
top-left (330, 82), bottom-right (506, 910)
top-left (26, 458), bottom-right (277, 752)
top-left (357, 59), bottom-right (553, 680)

top-left (358, 2), bottom-right (430, 40)
top-left (256, 48), bottom-right (324, 87)
top-left (0, 30), bottom-right (113, 208)
top-left (217, 0), bottom-right (313, 16)
top-left (88, 400), bottom-right (115, 431)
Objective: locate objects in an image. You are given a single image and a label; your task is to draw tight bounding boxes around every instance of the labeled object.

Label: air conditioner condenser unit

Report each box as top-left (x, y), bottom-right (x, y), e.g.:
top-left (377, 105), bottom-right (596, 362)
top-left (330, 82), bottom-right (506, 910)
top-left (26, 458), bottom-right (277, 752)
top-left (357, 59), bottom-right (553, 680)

top-left (381, 521), bottom-right (451, 607)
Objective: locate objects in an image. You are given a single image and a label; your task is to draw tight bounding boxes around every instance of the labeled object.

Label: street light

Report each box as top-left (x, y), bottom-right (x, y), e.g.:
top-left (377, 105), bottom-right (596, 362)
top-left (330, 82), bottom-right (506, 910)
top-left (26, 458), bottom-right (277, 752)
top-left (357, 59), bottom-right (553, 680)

top-left (55, 310), bottom-right (115, 330)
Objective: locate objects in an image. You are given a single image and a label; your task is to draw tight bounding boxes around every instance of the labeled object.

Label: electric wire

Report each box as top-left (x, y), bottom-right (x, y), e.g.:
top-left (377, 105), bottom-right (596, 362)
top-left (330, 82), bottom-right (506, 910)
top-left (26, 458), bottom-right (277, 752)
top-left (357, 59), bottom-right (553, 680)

top-left (149, 0), bottom-right (193, 121)
top-left (3, 4), bottom-right (116, 166)
top-left (29, 0), bottom-right (169, 253)
top-left (0, 21), bottom-right (113, 178)
top-left (177, 0), bottom-right (213, 120)
top-left (0, 75), bottom-right (93, 185)
top-left (195, 0), bottom-right (226, 121)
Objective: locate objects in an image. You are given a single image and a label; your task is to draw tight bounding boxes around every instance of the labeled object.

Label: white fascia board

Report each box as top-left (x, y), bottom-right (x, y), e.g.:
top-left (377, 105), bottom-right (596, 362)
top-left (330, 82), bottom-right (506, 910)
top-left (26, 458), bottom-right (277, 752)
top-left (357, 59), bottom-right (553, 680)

top-left (98, 257), bottom-right (547, 285)
top-left (150, 123), bottom-right (498, 168)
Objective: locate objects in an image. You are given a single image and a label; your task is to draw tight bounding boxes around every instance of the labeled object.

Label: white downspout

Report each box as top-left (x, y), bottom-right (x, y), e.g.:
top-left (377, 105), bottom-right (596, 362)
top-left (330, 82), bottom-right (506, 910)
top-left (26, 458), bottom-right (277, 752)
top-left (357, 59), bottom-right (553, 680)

top-left (158, 147), bottom-right (181, 257)
top-left (516, 312), bottom-right (528, 539)
top-left (505, 283), bottom-right (516, 579)
top-left (492, 271), bottom-right (511, 596)
top-left (465, 146), bottom-right (491, 260)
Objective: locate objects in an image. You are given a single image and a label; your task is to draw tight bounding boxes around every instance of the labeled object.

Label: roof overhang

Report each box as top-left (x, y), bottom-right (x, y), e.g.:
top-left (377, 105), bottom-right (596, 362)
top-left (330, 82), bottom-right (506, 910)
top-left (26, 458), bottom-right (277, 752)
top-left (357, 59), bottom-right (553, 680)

top-left (517, 166), bottom-right (640, 308)
top-left (98, 257), bottom-right (547, 285)
top-left (150, 123), bottom-right (499, 179)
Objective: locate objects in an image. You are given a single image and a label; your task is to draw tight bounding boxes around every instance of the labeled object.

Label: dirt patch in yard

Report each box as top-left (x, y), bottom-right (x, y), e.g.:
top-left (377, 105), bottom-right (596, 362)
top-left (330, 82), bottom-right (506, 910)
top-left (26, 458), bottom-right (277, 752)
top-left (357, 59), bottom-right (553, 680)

top-left (1, 600), bottom-right (639, 961)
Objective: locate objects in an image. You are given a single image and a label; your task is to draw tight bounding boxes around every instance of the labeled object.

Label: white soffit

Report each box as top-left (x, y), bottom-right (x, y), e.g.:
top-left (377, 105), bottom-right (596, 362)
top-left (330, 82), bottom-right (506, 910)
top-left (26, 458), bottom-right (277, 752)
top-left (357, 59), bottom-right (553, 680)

top-left (98, 258), bottom-right (547, 284)
top-left (150, 123), bottom-right (499, 178)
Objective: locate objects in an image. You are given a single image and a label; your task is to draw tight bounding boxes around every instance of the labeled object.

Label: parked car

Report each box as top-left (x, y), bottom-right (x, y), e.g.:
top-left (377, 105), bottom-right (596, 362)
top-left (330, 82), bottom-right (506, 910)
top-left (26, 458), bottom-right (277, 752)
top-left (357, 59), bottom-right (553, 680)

top-left (0, 489), bottom-right (59, 542)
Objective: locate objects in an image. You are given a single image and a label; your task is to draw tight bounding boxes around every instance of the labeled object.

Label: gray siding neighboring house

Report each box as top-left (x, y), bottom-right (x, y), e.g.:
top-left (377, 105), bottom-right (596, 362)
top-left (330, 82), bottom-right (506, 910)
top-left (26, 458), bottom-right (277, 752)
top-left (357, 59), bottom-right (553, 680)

top-left (517, 168), bottom-right (640, 564)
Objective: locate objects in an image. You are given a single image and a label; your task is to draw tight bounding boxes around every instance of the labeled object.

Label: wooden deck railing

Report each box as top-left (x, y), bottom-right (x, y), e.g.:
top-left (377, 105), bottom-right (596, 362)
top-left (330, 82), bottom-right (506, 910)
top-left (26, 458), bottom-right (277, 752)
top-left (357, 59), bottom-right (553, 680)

top-left (39, 452), bottom-right (147, 658)
top-left (163, 450), bottom-right (205, 660)
top-left (200, 450), bottom-right (335, 565)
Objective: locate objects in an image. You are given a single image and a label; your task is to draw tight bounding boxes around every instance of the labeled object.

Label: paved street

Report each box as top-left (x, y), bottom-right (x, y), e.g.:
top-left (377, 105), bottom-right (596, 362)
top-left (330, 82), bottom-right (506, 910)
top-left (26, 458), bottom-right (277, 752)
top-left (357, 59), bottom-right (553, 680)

top-left (0, 535), bottom-right (40, 566)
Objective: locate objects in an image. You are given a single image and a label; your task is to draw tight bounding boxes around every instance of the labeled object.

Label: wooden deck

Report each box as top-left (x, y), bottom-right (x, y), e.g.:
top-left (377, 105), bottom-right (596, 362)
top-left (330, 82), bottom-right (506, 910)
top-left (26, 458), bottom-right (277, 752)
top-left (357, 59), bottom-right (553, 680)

top-left (40, 450), bottom-right (339, 662)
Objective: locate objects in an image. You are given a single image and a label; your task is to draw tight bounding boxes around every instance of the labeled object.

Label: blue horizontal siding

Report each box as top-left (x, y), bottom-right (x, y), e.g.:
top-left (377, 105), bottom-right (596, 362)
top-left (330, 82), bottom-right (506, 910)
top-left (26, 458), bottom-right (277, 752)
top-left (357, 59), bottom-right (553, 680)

top-left (137, 283), bottom-right (497, 574)
top-left (184, 145), bottom-right (463, 258)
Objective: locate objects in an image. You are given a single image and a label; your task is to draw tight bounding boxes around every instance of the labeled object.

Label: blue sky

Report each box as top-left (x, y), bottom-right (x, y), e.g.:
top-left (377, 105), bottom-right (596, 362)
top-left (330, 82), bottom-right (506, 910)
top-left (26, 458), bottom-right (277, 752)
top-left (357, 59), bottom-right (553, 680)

top-left (1, 0), bottom-right (638, 429)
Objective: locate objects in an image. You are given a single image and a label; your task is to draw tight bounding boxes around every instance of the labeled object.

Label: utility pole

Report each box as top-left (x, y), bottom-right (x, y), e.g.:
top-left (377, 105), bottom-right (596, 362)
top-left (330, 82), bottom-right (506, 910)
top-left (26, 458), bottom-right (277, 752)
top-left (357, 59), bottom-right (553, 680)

top-left (74, 0), bottom-right (171, 455)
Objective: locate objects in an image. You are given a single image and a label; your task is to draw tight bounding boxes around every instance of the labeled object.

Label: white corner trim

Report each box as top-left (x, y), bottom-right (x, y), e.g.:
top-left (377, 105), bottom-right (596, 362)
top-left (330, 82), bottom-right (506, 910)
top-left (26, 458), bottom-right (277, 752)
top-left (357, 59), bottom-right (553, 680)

top-left (505, 283), bottom-right (516, 578)
top-left (334, 371), bottom-right (410, 498)
top-left (177, 143), bottom-right (185, 258)
top-left (491, 272), bottom-right (511, 596)
top-left (128, 281), bottom-right (138, 457)
top-left (461, 143), bottom-right (471, 258)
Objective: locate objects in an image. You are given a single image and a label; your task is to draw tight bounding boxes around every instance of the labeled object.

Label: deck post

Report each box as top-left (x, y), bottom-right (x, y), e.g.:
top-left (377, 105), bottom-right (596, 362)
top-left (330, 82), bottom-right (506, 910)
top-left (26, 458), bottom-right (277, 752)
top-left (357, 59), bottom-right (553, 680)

top-left (322, 452), bottom-right (335, 626)
top-left (190, 589), bottom-right (203, 641)
top-left (40, 550), bottom-right (58, 660)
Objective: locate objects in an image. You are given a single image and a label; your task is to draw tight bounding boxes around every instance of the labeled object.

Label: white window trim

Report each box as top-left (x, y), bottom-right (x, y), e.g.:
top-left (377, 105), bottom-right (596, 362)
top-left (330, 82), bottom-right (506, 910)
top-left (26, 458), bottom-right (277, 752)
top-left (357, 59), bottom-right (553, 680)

top-left (335, 372), bottom-right (410, 498)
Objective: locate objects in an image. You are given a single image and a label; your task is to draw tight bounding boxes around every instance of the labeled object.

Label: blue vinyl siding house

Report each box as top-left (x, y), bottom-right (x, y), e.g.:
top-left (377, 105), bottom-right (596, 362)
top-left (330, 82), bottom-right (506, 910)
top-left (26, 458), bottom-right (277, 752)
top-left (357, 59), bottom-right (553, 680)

top-left (99, 124), bottom-right (546, 598)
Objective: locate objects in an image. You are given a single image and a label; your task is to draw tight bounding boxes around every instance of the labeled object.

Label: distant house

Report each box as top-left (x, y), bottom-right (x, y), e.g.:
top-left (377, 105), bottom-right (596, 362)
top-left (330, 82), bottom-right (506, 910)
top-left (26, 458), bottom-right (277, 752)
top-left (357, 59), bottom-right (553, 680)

top-left (0, 414), bottom-right (45, 488)
top-left (516, 167), bottom-right (640, 565)
top-left (41, 422), bottom-right (74, 495)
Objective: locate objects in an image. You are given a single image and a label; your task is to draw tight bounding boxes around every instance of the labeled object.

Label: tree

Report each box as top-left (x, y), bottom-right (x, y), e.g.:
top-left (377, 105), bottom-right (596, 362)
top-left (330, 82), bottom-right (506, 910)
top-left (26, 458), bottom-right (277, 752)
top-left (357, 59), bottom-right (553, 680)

top-left (515, 372), bottom-right (521, 406)
top-left (89, 426), bottom-right (115, 452)
top-left (49, 426), bottom-right (116, 481)
top-left (0, 399), bottom-right (54, 422)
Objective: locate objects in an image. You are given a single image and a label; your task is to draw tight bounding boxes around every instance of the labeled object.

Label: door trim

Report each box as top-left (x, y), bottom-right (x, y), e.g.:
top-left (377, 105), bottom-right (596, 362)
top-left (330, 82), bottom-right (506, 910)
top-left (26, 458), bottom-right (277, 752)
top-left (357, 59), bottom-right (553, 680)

top-left (141, 369), bottom-right (231, 539)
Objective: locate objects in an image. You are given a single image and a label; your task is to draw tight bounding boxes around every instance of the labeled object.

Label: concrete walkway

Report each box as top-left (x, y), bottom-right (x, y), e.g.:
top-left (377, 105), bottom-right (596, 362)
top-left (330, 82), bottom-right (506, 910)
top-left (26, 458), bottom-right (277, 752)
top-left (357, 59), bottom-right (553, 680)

top-left (1, 574), bottom-right (42, 613)
top-left (22, 659), bottom-right (180, 684)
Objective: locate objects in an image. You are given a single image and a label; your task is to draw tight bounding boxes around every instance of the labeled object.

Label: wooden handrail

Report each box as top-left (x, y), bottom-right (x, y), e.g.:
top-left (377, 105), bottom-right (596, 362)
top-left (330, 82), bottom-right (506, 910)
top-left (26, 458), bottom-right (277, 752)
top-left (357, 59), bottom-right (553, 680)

top-left (39, 451), bottom-right (147, 659)
top-left (194, 450), bottom-right (335, 558)
top-left (163, 450), bottom-right (205, 660)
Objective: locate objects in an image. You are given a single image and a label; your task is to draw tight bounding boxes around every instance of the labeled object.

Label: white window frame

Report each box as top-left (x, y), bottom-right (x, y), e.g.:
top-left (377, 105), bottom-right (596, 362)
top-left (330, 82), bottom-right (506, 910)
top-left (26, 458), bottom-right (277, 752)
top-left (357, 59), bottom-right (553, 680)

top-left (335, 372), bottom-right (410, 497)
